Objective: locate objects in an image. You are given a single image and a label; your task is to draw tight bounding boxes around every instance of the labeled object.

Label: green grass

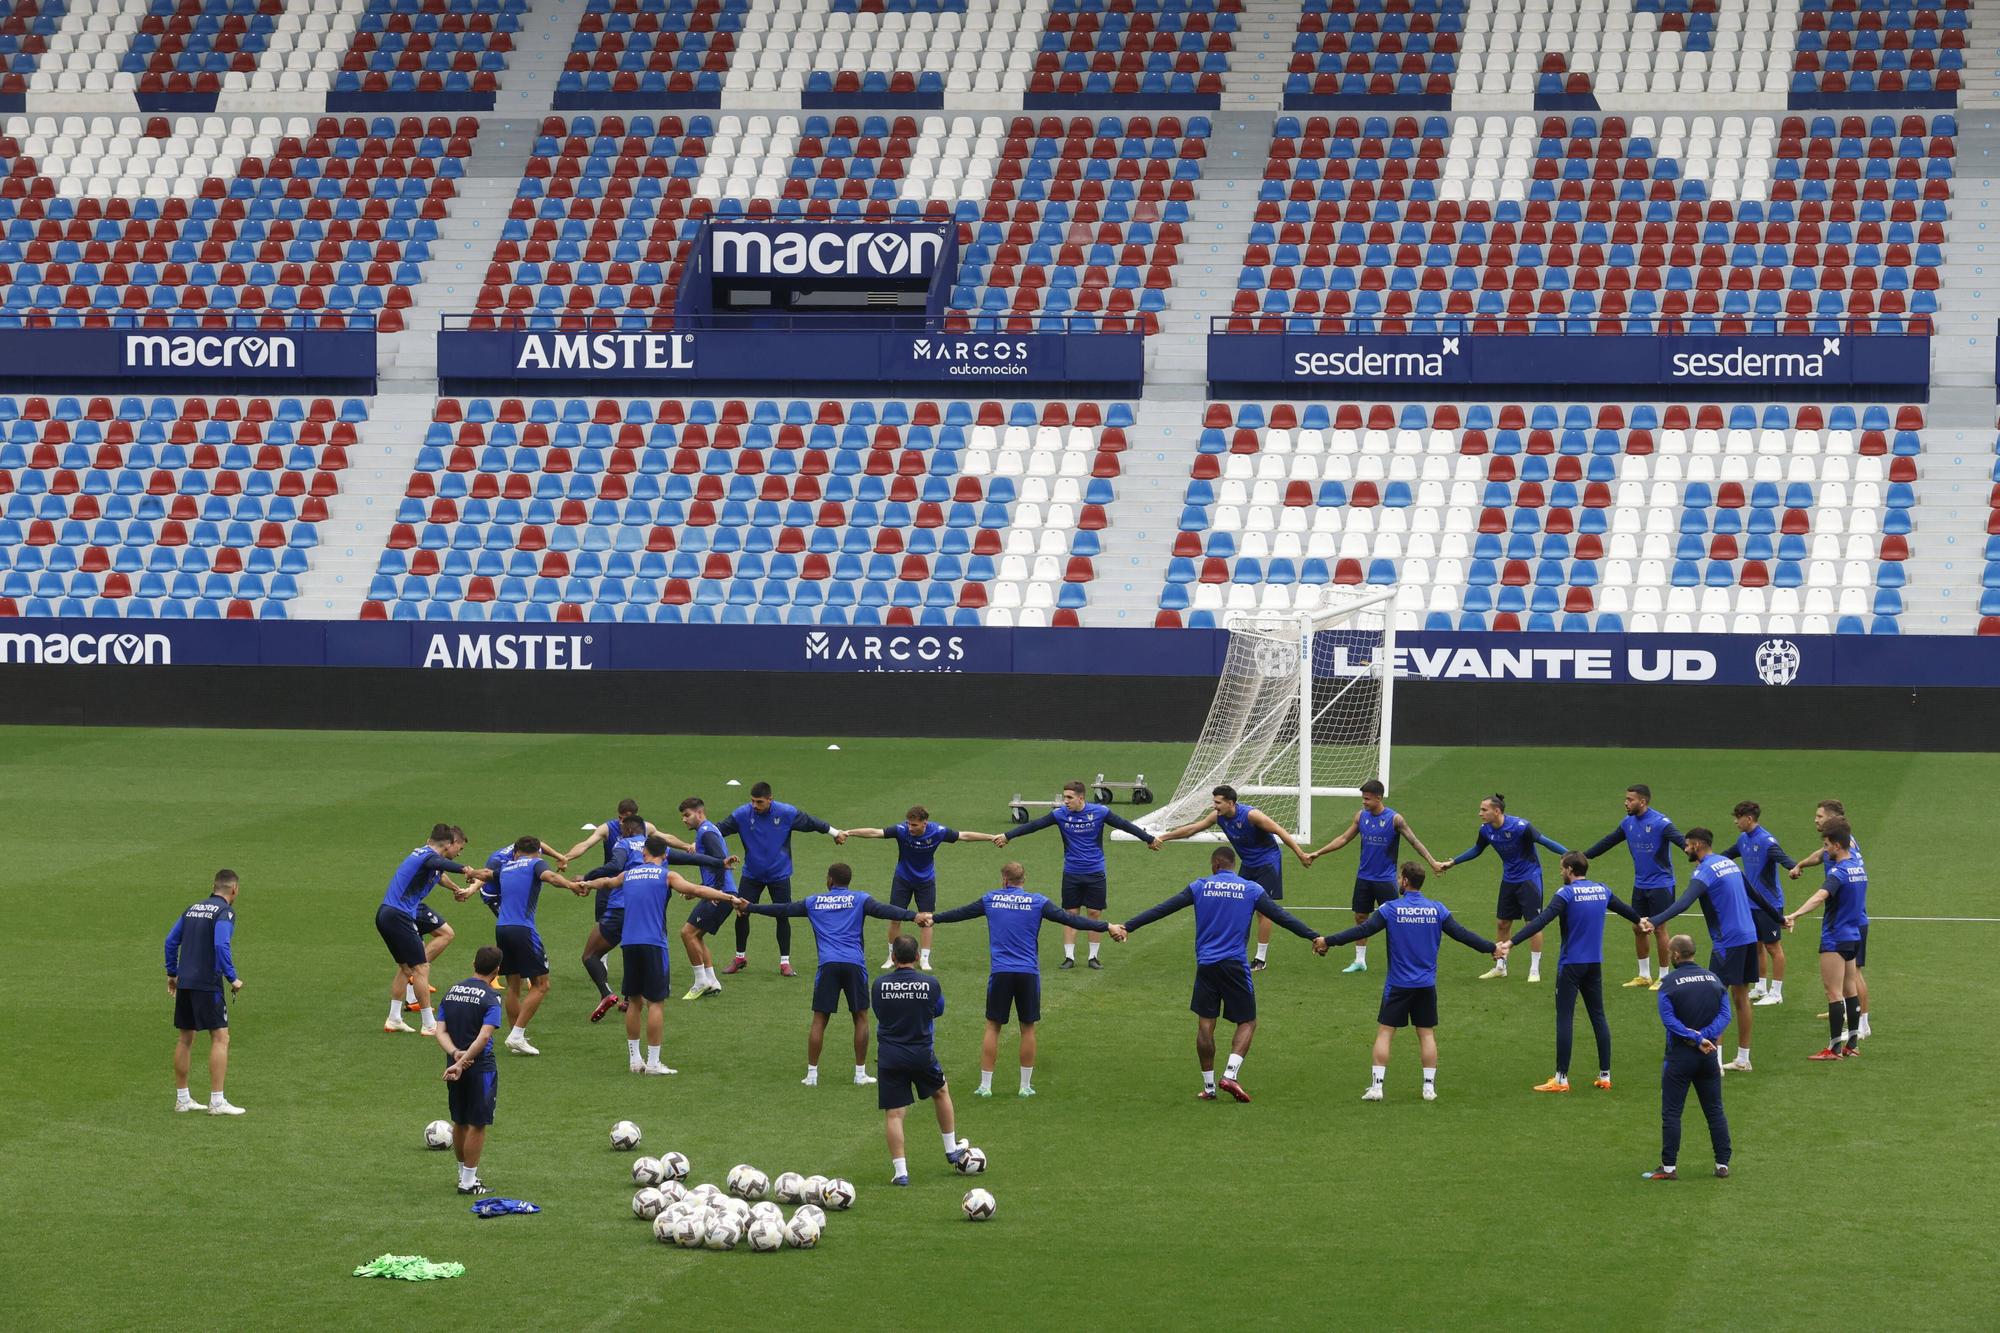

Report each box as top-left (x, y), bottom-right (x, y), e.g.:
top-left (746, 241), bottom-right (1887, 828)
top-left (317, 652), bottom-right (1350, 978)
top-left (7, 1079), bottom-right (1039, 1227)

top-left (3, 726), bottom-right (1997, 1331)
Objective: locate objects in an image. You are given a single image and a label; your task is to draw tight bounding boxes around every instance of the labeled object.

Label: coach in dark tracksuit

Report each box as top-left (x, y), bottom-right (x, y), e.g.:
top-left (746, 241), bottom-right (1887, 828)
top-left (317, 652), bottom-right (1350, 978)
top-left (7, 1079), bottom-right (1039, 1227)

top-left (1648, 934), bottom-right (1733, 1180)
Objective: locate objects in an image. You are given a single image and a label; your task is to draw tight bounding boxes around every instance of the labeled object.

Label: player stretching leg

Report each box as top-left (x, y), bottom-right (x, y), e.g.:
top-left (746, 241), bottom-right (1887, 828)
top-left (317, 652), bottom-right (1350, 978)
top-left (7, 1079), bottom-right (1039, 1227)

top-left (842, 806), bottom-right (998, 970)
top-left (1722, 802), bottom-right (1795, 1008)
top-left (376, 825), bottom-right (491, 1035)
top-left (1790, 800), bottom-right (1871, 1038)
top-left (1510, 853), bottom-right (1638, 1091)
top-left (1305, 779), bottom-right (1445, 975)
top-left (1641, 829), bottom-right (1782, 1074)
top-left (717, 782), bottom-right (843, 978)
top-left (563, 800), bottom-right (658, 1011)
top-left (1111, 846), bottom-right (1326, 1102)
top-left (1786, 819), bottom-right (1868, 1061)
top-left (676, 797), bottom-right (741, 999)
top-left (584, 815), bottom-right (726, 1021)
top-left (1439, 793), bottom-right (1566, 983)
top-left (1157, 785), bottom-right (1311, 971)
top-left (1326, 862), bottom-right (1506, 1102)
top-left (932, 861), bottom-right (1107, 1097)
top-left (741, 863), bottom-right (922, 1086)
top-left (492, 836), bottom-right (591, 1055)
top-left (1582, 785), bottom-right (1685, 990)
top-left (998, 780), bottom-right (1160, 971)
top-left (873, 935), bottom-right (971, 1184)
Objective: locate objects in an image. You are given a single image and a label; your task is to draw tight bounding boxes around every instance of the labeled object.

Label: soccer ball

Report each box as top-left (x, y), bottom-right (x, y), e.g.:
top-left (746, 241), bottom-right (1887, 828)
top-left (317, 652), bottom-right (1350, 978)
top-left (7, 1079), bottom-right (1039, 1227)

top-left (631, 1156), bottom-right (666, 1186)
top-left (656, 1179), bottom-right (688, 1205)
top-left (750, 1201), bottom-right (784, 1227)
top-left (793, 1203), bottom-right (827, 1230)
top-left (671, 1212), bottom-right (706, 1248)
top-left (691, 1182), bottom-right (723, 1203)
top-left (746, 1217), bottom-right (786, 1252)
top-left (703, 1214), bottom-right (743, 1251)
top-left (962, 1188), bottom-right (996, 1221)
top-left (819, 1178), bottom-right (855, 1210)
top-left (723, 1196), bottom-right (753, 1224)
top-left (609, 1120), bottom-right (642, 1151)
top-left (727, 1164), bottom-right (769, 1200)
top-left (633, 1187), bottom-right (667, 1221)
top-left (784, 1213), bottom-right (822, 1249)
top-left (658, 1150), bottom-right (690, 1181)
top-left (651, 1212), bottom-right (677, 1245)
top-left (954, 1146), bottom-right (988, 1175)
top-left (422, 1119), bottom-right (452, 1150)
top-left (772, 1170), bottom-right (806, 1202)
top-left (800, 1173), bottom-right (828, 1204)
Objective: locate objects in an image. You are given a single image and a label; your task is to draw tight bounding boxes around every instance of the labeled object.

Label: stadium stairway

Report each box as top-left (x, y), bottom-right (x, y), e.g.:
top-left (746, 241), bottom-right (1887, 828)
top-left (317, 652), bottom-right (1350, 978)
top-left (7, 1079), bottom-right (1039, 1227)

top-left (492, 0), bottom-right (594, 117)
top-left (1935, 112), bottom-right (2000, 386)
top-left (1216, 0), bottom-right (1300, 110)
top-left (1896, 384), bottom-right (1994, 631)
top-left (292, 390), bottom-right (440, 617)
top-left (1144, 112), bottom-right (1269, 391)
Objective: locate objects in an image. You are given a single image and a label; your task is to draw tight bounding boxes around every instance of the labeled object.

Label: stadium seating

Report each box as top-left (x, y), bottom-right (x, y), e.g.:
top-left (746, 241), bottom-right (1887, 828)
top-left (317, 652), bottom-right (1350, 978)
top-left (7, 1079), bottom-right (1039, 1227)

top-left (362, 397), bottom-right (1130, 626)
top-left (0, 393), bottom-right (366, 618)
top-left (1230, 111), bottom-right (1953, 335)
top-left (330, 0), bottom-right (523, 107)
top-left (558, 0), bottom-right (745, 109)
top-left (1030, 0), bottom-right (1236, 107)
top-left (1160, 401), bottom-right (1920, 636)
top-left (476, 113), bottom-right (1204, 335)
top-left (0, 112), bottom-right (475, 332)
top-left (1288, 0), bottom-right (1463, 107)
top-left (1982, 419), bottom-right (2000, 634)
top-left (1790, 0), bottom-right (1968, 108)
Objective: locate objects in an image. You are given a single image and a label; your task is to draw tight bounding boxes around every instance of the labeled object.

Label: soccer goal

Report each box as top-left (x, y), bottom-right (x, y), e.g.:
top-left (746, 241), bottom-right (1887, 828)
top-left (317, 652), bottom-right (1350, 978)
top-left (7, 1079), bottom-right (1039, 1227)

top-left (1134, 590), bottom-right (1397, 843)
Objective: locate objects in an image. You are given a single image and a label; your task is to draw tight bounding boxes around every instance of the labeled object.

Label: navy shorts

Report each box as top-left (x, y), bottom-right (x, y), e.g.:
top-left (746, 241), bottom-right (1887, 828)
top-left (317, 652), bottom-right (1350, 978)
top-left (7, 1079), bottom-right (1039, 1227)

top-left (1710, 942), bottom-right (1761, 987)
top-left (812, 962), bottom-right (869, 1015)
top-left (985, 971), bottom-right (1042, 1026)
top-left (1352, 877), bottom-right (1397, 915)
top-left (1497, 878), bottom-right (1543, 922)
top-left (1752, 907), bottom-right (1785, 946)
top-left (686, 896), bottom-right (731, 936)
top-left (415, 903), bottom-right (447, 936)
top-left (1239, 860), bottom-right (1283, 901)
top-left (496, 925), bottom-right (549, 980)
top-left (740, 877), bottom-right (793, 907)
top-left (376, 904), bottom-right (427, 967)
top-left (596, 909), bottom-right (625, 948)
top-left (877, 1056), bottom-right (946, 1111)
top-left (1061, 872), bottom-right (1107, 913)
top-left (1856, 923), bottom-right (1869, 968)
top-left (447, 1064), bottom-right (497, 1127)
top-left (889, 876), bottom-right (936, 914)
top-left (173, 988), bottom-right (227, 1031)
top-left (1191, 958), bottom-right (1256, 1024)
top-left (1632, 886), bottom-right (1676, 920)
top-left (1829, 939), bottom-right (1860, 962)
top-left (1378, 984), bottom-right (1440, 1029)
top-left (480, 892), bottom-right (500, 918)
top-left (620, 943), bottom-right (671, 1002)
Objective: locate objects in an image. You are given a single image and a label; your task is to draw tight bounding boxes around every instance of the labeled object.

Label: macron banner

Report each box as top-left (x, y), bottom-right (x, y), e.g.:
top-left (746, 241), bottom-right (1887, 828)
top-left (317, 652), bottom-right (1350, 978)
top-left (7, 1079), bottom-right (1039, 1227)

top-left (701, 221), bottom-right (954, 283)
top-left (1208, 330), bottom-right (1931, 395)
top-left (3, 621), bottom-right (2000, 688)
top-left (0, 325), bottom-right (378, 386)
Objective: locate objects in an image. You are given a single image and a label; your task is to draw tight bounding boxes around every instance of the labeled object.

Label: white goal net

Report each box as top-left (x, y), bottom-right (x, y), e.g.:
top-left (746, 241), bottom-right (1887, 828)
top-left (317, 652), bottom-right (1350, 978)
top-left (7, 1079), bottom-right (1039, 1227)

top-left (1134, 591), bottom-right (1396, 842)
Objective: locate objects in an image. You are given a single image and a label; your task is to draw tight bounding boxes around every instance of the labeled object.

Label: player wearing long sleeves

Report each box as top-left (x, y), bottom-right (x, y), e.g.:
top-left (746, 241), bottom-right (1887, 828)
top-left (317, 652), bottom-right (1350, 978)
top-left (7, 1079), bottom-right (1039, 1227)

top-left (376, 823), bottom-right (492, 1036)
top-left (1157, 784), bottom-right (1312, 972)
top-left (434, 945), bottom-right (505, 1195)
top-left (997, 779), bottom-right (1161, 971)
top-left (491, 836), bottom-right (591, 1057)
top-left (932, 860), bottom-right (1109, 1097)
top-left (1789, 799), bottom-right (1872, 1039)
top-left (1724, 802), bottom-right (1796, 1007)
top-left (166, 870), bottom-right (245, 1115)
top-left (716, 781), bottom-right (842, 977)
top-left (1327, 861), bottom-right (1505, 1102)
top-left (1509, 852), bottom-right (1640, 1092)
top-left (1785, 818), bottom-right (1869, 1060)
top-left (1442, 793), bottom-right (1569, 983)
top-left (743, 862), bottom-right (919, 1086)
top-left (1306, 778), bottom-right (1446, 975)
top-left (1645, 935), bottom-right (1733, 1180)
top-left (579, 815), bottom-right (712, 1022)
top-left (1643, 828), bottom-right (1784, 1073)
top-left (872, 936), bottom-right (972, 1185)
top-left (1112, 845), bottom-right (1326, 1102)
top-left (842, 805), bottom-right (999, 970)
top-left (1581, 784), bottom-right (1686, 988)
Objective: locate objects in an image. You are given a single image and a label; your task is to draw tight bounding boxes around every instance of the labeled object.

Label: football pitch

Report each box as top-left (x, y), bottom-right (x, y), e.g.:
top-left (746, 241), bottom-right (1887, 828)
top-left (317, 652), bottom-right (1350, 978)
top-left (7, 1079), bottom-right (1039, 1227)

top-left (4, 725), bottom-right (1996, 1331)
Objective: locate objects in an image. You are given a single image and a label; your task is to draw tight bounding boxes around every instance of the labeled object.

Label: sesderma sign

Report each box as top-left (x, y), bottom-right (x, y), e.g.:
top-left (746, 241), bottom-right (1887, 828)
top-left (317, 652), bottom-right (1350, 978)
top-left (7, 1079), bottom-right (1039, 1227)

top-left (707, 224), bottom-right (948, 281)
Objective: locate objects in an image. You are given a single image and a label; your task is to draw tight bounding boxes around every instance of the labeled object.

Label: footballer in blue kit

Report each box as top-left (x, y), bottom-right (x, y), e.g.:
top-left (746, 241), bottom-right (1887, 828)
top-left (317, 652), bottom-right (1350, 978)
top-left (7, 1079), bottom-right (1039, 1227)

top-left (1581, 784), bottom-right (1687, 988)
top-left (1508, 852), bottom-right (1640, 1091)
top-left (1725, 801), bottom-right (1796, 1007)
top-left (1785, 818), bottom-right (1870, 1060)
top-left (1443, 793), bottom-right (1568, 983)
top-left (675, 796), bottom-right (744, 1001)
top-left (871, 936), bottom-right (973, 1185)
top-left (716, 781), bottom-right (841, 977)
top-left (1789, 799), bottom-right (1872, 1038)
top-left (841, 804), bottom-right (999, 970)
top-left (999, 779), bottom-right (1161, 971)
top-left (1643, 827), bottom-right (1785, 1072)
top-left (563, 800), bottom-right (665, 1010)
top-left (490, 836), bottom-right (591, 1057)
top-left (1115, 846), bottom-right (1326, 1103)
top-left (1157, 785), bottom-right (1311, 972)
top-left (165, 870), bottom-right (245, 1116)
top-left (376, 823), bottom-right (493, 1037)
top-left (1307, 778), bottom-right (1448, 975)
top-left (581, 815), bottom-right (731, 1023)
top-left (931, 861), bottom-right (1109, 1097)
top-left (1326, 862), bottom-right (1505, 1102)
top-left (743, 862), bottom-right (920, 1087)
top-left (434, 945), bottom-right (505, 1196)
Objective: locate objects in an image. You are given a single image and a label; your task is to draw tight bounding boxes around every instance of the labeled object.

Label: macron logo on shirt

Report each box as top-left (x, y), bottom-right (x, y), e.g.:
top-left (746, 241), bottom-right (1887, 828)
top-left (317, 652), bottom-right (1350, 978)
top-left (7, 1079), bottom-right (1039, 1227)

top-left (878, 979), bottom-right (932, 996)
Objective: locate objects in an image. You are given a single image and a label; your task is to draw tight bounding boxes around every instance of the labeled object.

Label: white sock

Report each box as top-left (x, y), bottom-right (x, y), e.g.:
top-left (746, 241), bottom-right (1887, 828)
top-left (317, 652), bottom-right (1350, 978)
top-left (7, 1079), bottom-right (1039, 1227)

top-left (1495, 957), bottom-right (1508, 974)
top-left (627, 1039), bottom-right (641, 1061)
top-left (1354, 944), bottom-right (1367, 962)
top-left (1638, 958), bottom-right (1653, 979)
top-left (919, 950), bottom-right (931, 968)
top-left (1255, 942), bottom-right (1269, 962)
top-left (1773, 980), bottom-right (1784, 1000)
top-left (1735, 1047), bottom-right (1750, 1063)
top-left (941, 1131), bottom-right (959, 1153)
top-left (406, 985), bottom-right (419, 1005)
top-left (176, 1088), bottom-right (197, 1105)
top-left (978, 1069), bottom-right (993, 1092)
top-left (779, 955), bottom-right (790, 965)
top-left (804, 1065), bottom-right (818, 1083)
top-left (1223, 1052), bottom-right (1243, 1080)
top-left (459, 1163), bottom-right (477, 1187)
top-left (1202, 1069), bottom-right (1216, 1091)
top-left (508, 1026), bottom-right (526, 1043)
top-left (209, 1090), bottom-right (226, 1106)
top-left (418, 1007), bottom-right (433, 1028)
top-left (1859, 1013), bottom-right (1872, 1033)
top-left (855, 1065), bottom-right (868, 1081)
top-left (1422, 1068), bottom-right (1437, 1085)
top-left (1370, 1064), bottom-right (1386, 1086)
top-left (733, 952), bottom-right (746, 961)
top-left (1553, 1073), bottom-right (1569, 1086)
top-left (1528, 951), bottom-right (1542, 976)
top-left (892, 1156), bottom-right (907, 1178)
top-left (1019, 1066), bottom-right (1033, 1091)
top-left (1064, 943), bottom-right (1075, 961)
top-left (646, 1045), bottom-right (661, 1066)
top-left (389, 1000), bottom-right (404, 1022)
top-left (1088, 940), bottom-right (1100, 959)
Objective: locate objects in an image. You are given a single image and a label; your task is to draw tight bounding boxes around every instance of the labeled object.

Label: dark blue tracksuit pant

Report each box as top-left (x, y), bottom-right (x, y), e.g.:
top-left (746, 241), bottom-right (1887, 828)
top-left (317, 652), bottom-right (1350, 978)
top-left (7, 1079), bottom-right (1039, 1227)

top-left (1660, 1045), bottom-right (1731, 1168)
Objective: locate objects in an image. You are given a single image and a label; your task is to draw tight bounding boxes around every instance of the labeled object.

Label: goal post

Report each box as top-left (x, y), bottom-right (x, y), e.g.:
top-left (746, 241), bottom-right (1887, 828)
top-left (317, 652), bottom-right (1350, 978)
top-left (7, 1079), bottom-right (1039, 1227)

top-left (1132, 591), bottom-right (1397, 844)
